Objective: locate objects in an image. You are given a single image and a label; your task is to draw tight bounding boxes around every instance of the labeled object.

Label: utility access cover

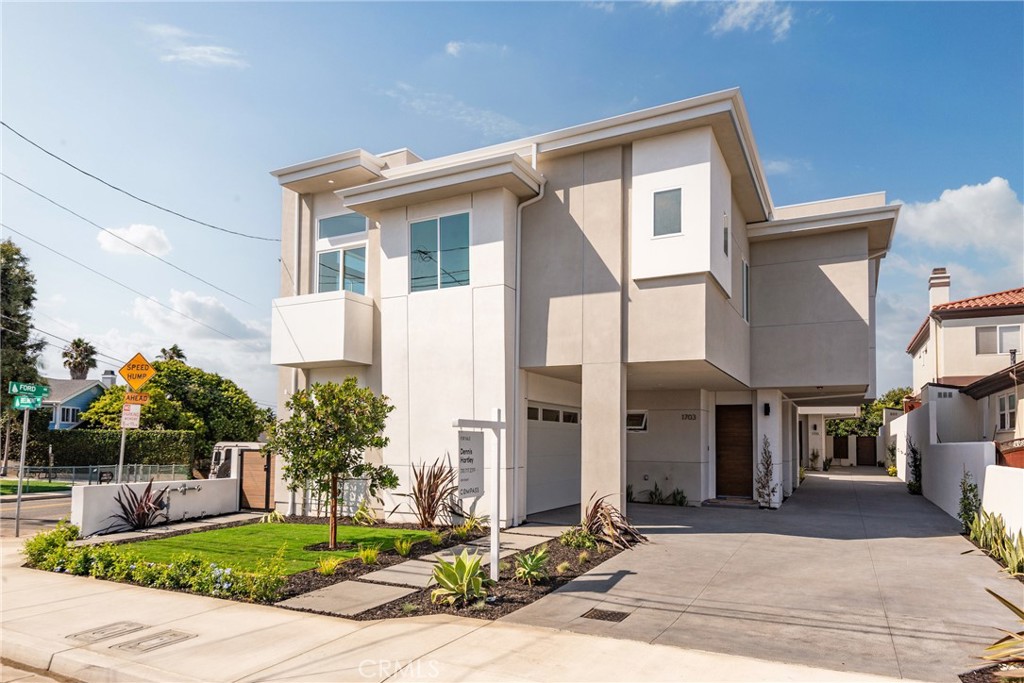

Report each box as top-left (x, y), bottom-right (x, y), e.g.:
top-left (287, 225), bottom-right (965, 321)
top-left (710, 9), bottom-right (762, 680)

top-left (67, 621), bottom-right (146, 643)
top-left (112, 630), bottom-right (197, 653)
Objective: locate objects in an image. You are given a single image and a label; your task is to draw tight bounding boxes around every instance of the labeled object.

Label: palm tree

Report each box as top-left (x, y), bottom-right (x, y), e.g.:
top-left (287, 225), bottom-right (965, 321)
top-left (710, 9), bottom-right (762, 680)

top-left (157, 344), bottom-right (187, 362)
top-left (62, 338), bottom-right (97, 380)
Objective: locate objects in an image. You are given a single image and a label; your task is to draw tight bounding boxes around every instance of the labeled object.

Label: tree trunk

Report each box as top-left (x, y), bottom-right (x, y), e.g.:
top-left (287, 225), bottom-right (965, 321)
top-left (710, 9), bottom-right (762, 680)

top-left (1, 418), bottom-right (12, 477)
top-left (328, 473), bottom-right (338, 550)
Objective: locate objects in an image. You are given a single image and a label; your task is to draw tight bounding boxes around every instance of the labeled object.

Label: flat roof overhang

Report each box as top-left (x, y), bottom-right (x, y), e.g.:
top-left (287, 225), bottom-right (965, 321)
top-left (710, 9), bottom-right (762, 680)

top-left (339, 154), bottom-right (543, 219)
top-left (747, 204), bottom-right (900, 257)
top-left (270, 149), bottom-right (387, 194)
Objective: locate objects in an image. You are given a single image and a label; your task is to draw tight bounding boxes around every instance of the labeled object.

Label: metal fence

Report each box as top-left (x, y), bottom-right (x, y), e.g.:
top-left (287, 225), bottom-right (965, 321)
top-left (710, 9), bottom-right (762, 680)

top-left (4, 464), bottom-right (191, 485)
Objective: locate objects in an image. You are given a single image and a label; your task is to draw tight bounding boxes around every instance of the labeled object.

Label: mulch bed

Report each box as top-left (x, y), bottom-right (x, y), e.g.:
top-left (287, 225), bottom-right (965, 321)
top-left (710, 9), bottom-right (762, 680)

top-left (960, 664), bottom-right (1024, 682)
top-left (350, 539), bottom-right (625, 621)
top-left (961, 533), bottom-right (1024, 585)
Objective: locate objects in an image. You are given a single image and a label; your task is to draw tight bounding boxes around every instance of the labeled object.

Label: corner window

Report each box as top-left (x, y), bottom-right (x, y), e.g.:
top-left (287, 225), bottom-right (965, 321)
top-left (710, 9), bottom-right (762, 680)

top-left (626, 411), bottom-right (648, 433)
top-left (653, 188), bottom-right (682, 237)
top-left (410, 212), bottom-right (470, 292)
top-left (997, 392), bottom-right (1017, 431)
top-left (318, 246), bottom-right (366, 295)
top-left (60, 407), bottom-right (80, 424)
top-left (318, 213), bottom-right (367, 240)
top-left (977, 325), bottom-right (1021, 355)
top-left (742, 260), bottom-right (750, 322)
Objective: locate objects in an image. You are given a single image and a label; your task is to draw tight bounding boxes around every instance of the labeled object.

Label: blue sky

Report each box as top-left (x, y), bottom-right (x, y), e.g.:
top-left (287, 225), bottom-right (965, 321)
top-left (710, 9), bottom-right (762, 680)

top-left (2, 1), bottom-right (1022, 406)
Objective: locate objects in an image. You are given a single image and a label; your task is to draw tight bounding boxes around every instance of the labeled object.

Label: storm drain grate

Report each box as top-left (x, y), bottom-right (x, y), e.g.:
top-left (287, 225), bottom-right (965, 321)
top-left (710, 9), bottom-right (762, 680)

top-left (67, 622), bottom-right (146, 644)
top-left (580, 608), bottom-right (629, 623)
top-left (112, 630), bottom-right (197, 653)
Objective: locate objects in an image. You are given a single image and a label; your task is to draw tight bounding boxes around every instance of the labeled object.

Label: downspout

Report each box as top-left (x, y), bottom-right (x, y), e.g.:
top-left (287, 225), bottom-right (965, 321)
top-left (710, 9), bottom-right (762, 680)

top-left (287, 194), bottom-right (302, 516)
top-left (512, 144), bottom-right (545, 526)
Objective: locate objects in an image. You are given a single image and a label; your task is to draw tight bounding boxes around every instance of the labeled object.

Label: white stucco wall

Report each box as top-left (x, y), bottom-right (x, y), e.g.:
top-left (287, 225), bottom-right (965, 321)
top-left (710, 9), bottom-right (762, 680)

top-left (71, 478), bottom-right (240, 538)
top-left (626, 389), bottom-right (706, 504)
top-left (981, 465), bottom-right (1024, 535)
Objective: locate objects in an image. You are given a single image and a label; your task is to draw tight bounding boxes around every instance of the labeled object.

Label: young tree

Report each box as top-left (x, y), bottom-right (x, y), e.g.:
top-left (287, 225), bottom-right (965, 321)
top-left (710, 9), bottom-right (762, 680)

top-left (157, 344), bottom-right (187, 362)
top-left (0, 239), bottom-right (46, 475)
top-left (62, 338), bottom-right (98, 379)
top-left (265, 378), bottom-right (399, 549)
top-left (827, 386), bottom-right (913, 437)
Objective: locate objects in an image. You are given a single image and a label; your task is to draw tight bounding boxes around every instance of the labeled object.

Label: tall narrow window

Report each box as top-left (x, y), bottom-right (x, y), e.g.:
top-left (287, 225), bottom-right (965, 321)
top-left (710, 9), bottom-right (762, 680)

top-left (318, 251), bottom-right (341, 293)
top-left (653, 188), bottom-right (682, 236)
top-left (410, 212), bottom-right (470, 292)
top-left (343, 247), bottom-right (366, 294)
top-left (742, 260), bottom-right (750, 322)
top-left (723, 212), bottom-right (729, 256)
top-left (998, 392), bottom-right (1017, 431)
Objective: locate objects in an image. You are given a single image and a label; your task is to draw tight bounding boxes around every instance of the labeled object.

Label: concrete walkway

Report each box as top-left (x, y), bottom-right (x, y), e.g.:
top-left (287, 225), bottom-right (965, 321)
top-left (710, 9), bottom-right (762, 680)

top-left (504, 467), bottom-right (1022, 682)
top-left (1, 527), bottom-right (919, 682)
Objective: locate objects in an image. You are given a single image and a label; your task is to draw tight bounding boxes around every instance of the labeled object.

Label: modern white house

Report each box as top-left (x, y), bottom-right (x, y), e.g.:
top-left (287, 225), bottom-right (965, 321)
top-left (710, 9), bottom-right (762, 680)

top-left (268, 88), bottom-right (899, 525)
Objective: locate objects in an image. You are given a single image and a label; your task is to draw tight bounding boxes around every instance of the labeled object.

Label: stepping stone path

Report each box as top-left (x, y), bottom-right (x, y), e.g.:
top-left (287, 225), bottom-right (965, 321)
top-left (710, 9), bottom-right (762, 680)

top-left (279, 528), bottom-right (556, 617)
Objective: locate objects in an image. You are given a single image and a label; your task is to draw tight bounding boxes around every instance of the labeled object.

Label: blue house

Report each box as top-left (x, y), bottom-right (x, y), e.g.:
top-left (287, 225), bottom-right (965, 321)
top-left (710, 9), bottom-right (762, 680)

top-left (43, 371), bottom-right (115, 430)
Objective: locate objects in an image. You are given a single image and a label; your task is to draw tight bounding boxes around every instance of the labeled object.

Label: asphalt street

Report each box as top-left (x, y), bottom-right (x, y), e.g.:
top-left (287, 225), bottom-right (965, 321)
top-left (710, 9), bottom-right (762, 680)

top-left (0, 496), bottom-right (71, 538)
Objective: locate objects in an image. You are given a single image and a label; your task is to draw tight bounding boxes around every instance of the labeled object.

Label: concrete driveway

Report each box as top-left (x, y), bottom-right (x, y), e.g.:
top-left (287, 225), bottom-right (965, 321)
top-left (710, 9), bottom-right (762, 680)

top-left (505, 467), bottom-right (1023, 682)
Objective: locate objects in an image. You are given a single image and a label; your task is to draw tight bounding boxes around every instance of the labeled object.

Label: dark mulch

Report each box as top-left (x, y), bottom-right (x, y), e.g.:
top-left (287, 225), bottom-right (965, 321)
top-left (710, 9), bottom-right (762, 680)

top-left (350, 539), bottom-right (626, 621)
top-left (960, 533), bottom-right (1024, 584)
top-left (960, 663), bottom-right (1024, 682)
top-left (278, 523), bottom-right (486, 601)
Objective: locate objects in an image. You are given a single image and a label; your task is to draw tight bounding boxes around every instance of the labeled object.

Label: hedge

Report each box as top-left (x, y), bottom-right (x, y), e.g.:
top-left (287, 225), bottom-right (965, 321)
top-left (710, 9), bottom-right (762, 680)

top-left (26, 430), bottom-right (195, 467)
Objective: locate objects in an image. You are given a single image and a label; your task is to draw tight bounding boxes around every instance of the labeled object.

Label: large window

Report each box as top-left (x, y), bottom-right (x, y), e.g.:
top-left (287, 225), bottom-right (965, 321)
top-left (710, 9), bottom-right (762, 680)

top-left (318, 246), bottom-right (366, 295)
top-left (60, 407), bottom-right (80, 424)
top-left (410, 212), bottom-right (469, 292)
top-left (977, 325), bottom-right (1021, 355)
top-left (997, 392), bottom-right (1017, 431)
top-left (653, 188), bottom-right (682, 237)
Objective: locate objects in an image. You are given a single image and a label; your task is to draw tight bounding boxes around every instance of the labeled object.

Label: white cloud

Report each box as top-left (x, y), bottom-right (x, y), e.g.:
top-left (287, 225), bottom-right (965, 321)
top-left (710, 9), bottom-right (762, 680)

top-left (893, 177), bottom-right (1024, 253)
top-left (96, 224), bottom-right (172, 257)
top-left (763, 157), bottom-right (812, 176)
top-left (646, 1), bottom-right (795, 42)
top-left (584, 2), bottom-right (616, 13)
top-left (142, 23), bottom-right (248, 69)
top-left (384, 83), bottom-right (529, 140)
top-left (444, 41), bottom-right (508, 58)
top-left (132, 290), bottom-right (266, 342)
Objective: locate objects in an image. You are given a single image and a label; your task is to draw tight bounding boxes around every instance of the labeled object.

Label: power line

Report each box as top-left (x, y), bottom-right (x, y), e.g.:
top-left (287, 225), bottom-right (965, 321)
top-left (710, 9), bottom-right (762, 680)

top-left (1, 172), bottom-right (255, 307)
top-left (1, 121), bottom-right (280, 243)
top-left (0, 315), bottom-right (127, 365)
top-left (0, 325), bottom-right (123, 371)
top-left (2, 222), bottom-right (266, 351)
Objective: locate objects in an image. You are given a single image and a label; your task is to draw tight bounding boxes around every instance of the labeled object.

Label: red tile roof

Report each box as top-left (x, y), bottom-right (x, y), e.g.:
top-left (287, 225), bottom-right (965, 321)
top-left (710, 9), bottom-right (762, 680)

top-left (931, 287), bottom-right (1024, 312)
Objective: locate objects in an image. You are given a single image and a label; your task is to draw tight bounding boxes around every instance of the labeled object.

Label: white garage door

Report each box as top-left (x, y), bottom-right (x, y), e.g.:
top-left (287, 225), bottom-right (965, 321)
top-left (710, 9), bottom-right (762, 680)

top-left (526, 404), bottom-right (581, 515)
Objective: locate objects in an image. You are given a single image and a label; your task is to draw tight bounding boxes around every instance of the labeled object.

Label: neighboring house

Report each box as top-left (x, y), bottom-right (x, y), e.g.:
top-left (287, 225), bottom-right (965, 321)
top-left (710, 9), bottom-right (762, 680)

top-left (961, 362), bottom-right (1023, 465)
top-left (43, 370), bottom-right (115, 430)
top-left (907, 268), bottom-right (1023, 393)
top-left (269, 88), bottom-right (899, 524)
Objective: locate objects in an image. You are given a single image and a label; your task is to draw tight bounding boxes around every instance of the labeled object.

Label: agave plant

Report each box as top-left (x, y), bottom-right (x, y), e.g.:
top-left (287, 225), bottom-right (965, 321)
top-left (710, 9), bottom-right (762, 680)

top-left (582, 493), bottom-right (648, 550)
top-left (514, 545), bottom-right (549, 586)
top-left (106, 479), bottom-right (169, 532)
top-left (430, 549), bottom-right (486, 606)
top-left (981, 589), bottom-right (1024, 670)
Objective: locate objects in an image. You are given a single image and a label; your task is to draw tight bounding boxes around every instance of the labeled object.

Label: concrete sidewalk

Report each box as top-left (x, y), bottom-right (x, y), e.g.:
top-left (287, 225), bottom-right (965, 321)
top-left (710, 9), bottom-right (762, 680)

top-left (0, 537), bottom-right (921, 683)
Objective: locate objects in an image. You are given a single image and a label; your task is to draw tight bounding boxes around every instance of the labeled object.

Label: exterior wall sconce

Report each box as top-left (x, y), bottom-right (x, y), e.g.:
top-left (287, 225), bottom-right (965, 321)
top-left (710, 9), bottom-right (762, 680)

top-left (763, 403), bottom-right (771, 416)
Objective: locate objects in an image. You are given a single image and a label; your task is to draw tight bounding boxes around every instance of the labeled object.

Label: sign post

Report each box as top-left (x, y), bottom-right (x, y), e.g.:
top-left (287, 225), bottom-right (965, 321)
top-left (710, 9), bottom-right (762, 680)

top-left (8, 381), bottom-right (49, 537)
top-left (452, 409), bottom-right (504, 582)
top-left (117, 354), bottom-right (156, 483)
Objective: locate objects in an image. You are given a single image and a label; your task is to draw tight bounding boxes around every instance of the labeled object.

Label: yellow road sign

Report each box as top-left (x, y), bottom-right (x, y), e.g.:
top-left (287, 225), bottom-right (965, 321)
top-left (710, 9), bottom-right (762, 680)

top-left (124, 392), bottom-right (151, 405)
top-left (119, 353), bottom-right (156, 392)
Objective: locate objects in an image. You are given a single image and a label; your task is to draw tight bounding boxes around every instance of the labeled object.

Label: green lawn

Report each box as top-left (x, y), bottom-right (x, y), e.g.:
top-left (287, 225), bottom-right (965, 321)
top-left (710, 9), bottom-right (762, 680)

top-left (0, 479), bottom-right (71, 496)
top-left (122, 523), bottom-right (432, 574)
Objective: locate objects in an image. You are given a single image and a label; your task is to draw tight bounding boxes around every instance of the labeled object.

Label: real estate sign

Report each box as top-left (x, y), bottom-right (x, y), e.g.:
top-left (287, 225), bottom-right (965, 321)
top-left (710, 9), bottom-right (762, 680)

top-left (457, 430), bottom-right (484, 498)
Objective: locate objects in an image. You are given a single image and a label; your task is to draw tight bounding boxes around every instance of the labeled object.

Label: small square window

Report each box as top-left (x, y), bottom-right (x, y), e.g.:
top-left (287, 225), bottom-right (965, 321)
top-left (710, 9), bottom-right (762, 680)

top-left (541, 409), bottom-right (560, 422)
top-left (998, 325), bottom-right (1021, 354)
top-left (626, 411), bottom-right (648, 432)
top-left (653, 189), bottom-right (682, 237)
top-left (527, 407), bottom-right (539, 421)
top-left (562, 411), bottom-right (579, 424)
top-left (977, 326), bottom-right (997, 354)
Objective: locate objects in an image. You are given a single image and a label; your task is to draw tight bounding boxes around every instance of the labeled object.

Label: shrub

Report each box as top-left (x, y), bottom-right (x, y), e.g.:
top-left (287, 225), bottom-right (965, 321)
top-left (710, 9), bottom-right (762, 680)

top-left (30, 429), bottom-right (195, 467)
top-left (357, 543), bottom-right (381, 565)
top-left (906, 437), bottom-right (922, 495)
top-left (458, 513), bottom-right (488, 535)
top-left (259, 510), bottom-right (286, 524)
top-left (886, 465), bottom-right (898, 477)
top-left (582, 494), bottom-right (647, 550)
top-left (401, 602), bottom-right (420, 615)
top-left (514, 545), bottom-right (549, 586)
top-left (822, 456), bottom-right (834, 472)
top-left (107, 480), bottom-right (169, 532)
top-left (393, 537), bottom-right (414, 557)
top-left (239, 548), bottom-right (286, 603)
top-left (799, 466), bottom-right (806, 483)
top-left (626, 484), bottom-right (634, 503)
top-left (450, 525), bottom-right (470, 542)
top-left (755, 436), bottom-right (779, 507)
top-left (559, 525), bottom-right (597, 550)
top-left (22, 520), bottom-right (79, 568)
top-left (405, 458), bottom-right (459, 528)
top-left (646, 481), bottom-right (667, 505)
top-left (555, 561), bottom-right (571, 575)
top-left (670, 488), bottom-right (687, 506)
top-left (353, 499), bottom-right (377, 526)
top-left (981, 588), bottom-right (1024, 666)
top-left (317, 556), bottom-right (345, 575)
top-left (958, 468), bottom-right (981, 534)
top-left (430, 550), bottom-right (486, 606)
top-left (428, 531), bottom-right (444, 546)
top-left (577, 550), bottom-right (590, 565)
top-left (970, 510), bottom-right (1024, 576)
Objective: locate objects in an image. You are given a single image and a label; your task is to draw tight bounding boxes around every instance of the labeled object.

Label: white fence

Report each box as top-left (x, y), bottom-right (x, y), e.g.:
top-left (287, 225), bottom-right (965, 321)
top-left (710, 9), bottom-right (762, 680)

top-left (981, 465), bottom-right (1024, 535)
top-left (71, 477), bottom-right (239, 537)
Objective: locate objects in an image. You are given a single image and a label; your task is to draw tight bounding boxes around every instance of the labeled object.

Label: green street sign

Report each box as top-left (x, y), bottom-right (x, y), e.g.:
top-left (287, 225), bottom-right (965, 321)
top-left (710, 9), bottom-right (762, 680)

top-left (11, 395), bottom-right (42, 410)
top-left (8, 382), bottom-right (50, 398)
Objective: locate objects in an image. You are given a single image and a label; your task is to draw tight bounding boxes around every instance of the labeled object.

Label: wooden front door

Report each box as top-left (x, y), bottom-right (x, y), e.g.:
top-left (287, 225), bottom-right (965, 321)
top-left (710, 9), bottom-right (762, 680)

top-left (856, 437), bottom-right (876, 466)
top-left (716, 405), bottom-right (753, 497)
top-left (239, 450), bottom-right (274, 511)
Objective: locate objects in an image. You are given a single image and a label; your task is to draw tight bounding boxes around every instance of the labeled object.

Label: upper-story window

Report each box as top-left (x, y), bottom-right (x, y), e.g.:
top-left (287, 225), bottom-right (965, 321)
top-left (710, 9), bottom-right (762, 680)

top-left (317, 212), bottom-right (367, 296)
top-left (997, 391), bottom-right (1017, 431)
top-left (976, 324), bottom-right (1021, 355)
top-left (742, 260), bottom-right (750, 322)
top-left (653, 188), bottom-right (682, 237)
top-left (410, 212), bottom-right (469, 292)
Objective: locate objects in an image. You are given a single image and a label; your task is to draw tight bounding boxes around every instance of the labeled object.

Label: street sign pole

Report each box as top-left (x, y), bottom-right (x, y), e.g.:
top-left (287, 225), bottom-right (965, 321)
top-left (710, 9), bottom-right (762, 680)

top-left (117, 426), bottom-right (127, 484)
top-left (14, 408), bottom-right (29, 537)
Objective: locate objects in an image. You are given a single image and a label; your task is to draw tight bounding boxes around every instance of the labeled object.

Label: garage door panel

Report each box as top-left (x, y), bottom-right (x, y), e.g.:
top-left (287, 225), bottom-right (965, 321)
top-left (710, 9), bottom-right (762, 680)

top-left (527, 407), bottom-right (581, 515)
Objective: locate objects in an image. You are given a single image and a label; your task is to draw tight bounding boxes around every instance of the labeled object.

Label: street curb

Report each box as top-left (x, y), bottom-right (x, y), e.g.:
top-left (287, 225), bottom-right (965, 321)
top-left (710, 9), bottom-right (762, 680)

top-left (0, 491), bottom-right (73, 504)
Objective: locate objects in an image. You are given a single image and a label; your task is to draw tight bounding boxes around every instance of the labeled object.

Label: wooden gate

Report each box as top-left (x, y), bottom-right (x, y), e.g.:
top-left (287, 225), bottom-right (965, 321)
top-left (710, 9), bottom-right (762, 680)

top-left (239, 449), bottom-right (275, 511)
top-left (716, 405), bottom-right (753, 497)
top-left (856, 437), bottom-right (877, 466)
top-left (833, 437), bottom-right (849, 462)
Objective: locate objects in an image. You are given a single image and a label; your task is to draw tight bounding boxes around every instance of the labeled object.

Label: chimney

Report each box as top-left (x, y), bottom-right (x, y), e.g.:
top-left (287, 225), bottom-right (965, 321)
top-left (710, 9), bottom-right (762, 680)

top-left (928, 267), bottom-right (950, 308)
top-left (100, 370), bottom-right (116, 389)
